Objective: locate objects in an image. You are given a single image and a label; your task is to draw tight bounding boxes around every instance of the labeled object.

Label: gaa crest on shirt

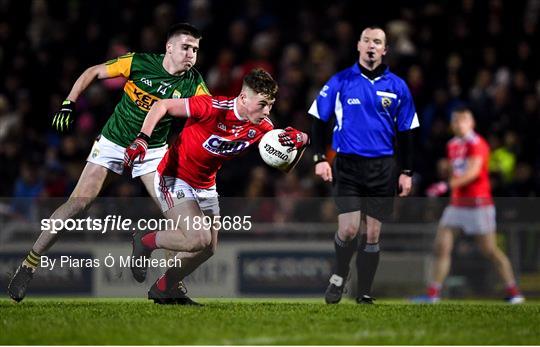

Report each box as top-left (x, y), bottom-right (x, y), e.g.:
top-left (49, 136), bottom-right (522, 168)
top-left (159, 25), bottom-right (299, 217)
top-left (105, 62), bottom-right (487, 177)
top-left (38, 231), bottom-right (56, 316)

top-left (381, 97), bottom-right (392, 108)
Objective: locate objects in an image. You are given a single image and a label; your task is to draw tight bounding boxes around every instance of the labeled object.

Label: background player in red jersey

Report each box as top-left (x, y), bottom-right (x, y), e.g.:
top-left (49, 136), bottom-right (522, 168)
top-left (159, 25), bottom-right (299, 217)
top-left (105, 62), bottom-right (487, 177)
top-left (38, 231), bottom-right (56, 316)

top-left (123, 69), bottom-right (309, 304)
top-left (422, 106), bottom-right (524, 304)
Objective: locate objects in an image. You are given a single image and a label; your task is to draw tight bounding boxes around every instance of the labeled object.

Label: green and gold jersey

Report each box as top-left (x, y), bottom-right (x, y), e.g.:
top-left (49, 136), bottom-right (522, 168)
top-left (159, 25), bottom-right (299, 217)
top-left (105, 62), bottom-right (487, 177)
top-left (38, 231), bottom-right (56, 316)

top-left (101, 53), bottom-right (209, 148)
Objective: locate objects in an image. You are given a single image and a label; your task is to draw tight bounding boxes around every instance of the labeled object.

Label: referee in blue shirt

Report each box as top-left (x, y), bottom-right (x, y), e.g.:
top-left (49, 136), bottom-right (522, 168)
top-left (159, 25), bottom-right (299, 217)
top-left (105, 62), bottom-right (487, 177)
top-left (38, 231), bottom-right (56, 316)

top-left (309, 26), bottom-right (419, 304)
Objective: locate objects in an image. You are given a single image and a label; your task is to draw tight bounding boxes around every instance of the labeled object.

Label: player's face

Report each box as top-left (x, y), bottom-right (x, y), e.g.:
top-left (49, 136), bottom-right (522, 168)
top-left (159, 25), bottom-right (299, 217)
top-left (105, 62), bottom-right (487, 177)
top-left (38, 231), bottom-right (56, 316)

top-left (242, 90), bottom-right (275, 124)
top-left (451, 112), bottom-right (475, 137)
top-left (358, 28), bottom-right (387, 68)
top-left (166, 34), bottom-right (199, 71)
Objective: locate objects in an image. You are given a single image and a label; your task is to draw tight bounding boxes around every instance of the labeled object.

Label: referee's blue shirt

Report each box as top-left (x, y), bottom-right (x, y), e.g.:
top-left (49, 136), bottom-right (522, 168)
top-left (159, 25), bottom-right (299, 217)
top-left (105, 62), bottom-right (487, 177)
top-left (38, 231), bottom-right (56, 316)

top-left (308, 63), bottom-right (419, 157)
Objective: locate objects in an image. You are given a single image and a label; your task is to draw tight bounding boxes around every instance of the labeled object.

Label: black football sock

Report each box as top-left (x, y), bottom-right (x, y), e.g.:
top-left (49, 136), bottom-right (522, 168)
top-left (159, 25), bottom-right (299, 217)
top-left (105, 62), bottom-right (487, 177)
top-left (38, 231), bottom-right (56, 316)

top-left (356, 242), bottom-right (380, 297)
top-left (334, 233), bottom-right (358, 279)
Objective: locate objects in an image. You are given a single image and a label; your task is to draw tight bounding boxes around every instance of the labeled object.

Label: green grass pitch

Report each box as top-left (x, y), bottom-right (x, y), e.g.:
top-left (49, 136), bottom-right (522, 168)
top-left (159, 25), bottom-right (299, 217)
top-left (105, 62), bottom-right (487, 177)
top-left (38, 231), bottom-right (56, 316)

top-left (1, 298), bottom-right (539, 345)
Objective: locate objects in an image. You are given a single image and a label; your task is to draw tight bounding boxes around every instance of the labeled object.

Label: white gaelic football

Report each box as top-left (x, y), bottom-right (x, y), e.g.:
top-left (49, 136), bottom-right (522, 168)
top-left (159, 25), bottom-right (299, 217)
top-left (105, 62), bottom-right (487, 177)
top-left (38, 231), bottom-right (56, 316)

top-left (258, 129), bottom-right (297, 170)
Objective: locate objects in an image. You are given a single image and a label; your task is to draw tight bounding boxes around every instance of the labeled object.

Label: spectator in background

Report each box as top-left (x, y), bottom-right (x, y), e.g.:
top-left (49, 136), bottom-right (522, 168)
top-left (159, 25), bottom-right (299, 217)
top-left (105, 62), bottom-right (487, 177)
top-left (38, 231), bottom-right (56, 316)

top-left (11, 161), bottom-right (44, 220)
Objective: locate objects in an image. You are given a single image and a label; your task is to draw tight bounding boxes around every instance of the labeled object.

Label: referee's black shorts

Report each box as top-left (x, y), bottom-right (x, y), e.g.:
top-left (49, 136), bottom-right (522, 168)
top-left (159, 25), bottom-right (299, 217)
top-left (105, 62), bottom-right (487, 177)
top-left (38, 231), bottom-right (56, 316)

top-left (332, 153), bottom-right (397, 221)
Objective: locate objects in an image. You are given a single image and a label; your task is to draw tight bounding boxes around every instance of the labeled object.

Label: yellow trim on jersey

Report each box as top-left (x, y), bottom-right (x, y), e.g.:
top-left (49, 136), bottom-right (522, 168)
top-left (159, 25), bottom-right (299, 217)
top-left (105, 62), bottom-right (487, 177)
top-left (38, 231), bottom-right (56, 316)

top-left (124, 80), bottom-right (161, 112)
top-left (195, 83), bottom-right (210, 96)
top-left (105, 53), bottom-right (134, 78)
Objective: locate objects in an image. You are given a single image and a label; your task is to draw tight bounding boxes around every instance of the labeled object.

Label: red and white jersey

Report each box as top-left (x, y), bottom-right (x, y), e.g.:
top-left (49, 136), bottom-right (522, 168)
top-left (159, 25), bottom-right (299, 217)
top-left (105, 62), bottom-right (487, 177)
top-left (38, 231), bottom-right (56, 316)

top-left (447, 131), bottom-right (493, 206)
top-left (157, 95), bottom-right (273, 189)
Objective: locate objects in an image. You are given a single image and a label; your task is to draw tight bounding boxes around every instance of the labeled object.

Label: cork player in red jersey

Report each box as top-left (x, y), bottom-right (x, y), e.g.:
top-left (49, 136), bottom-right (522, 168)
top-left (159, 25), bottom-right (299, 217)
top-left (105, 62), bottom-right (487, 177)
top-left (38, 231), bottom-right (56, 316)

top-left (420, 106), bottom-right (524, 304)
top-left (123, 69), bottom-right (309, 304)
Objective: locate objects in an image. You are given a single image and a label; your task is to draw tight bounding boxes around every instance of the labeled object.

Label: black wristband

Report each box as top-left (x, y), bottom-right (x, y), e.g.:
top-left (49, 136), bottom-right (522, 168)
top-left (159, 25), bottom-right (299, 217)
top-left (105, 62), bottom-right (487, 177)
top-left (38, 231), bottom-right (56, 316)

top-left (313, 153), bottom-right (327, 164)
top-left (137, 132), bottom-right (151, 142)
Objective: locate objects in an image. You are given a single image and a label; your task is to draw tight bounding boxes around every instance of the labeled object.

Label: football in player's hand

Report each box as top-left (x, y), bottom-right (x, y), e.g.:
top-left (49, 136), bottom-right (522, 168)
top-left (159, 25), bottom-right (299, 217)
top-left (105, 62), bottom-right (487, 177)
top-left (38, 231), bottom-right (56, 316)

top-left (258, 129), bottom-right (297, 170)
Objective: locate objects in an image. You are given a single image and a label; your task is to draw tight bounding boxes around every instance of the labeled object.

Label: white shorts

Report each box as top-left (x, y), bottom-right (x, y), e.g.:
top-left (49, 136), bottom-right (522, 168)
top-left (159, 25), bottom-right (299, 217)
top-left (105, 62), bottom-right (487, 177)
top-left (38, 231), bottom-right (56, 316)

top-left (439, 205), bottom-right (496, 235)
top-left (154, 173), bottom-right (220, 216)
top-left (87, 135), bottom-right (167, 178)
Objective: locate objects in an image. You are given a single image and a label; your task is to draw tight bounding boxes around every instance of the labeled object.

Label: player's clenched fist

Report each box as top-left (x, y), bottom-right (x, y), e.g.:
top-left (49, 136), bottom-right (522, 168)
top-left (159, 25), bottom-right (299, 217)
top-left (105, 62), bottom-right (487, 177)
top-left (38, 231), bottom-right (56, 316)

top-left (51, 100), bottom-right (76, 132)
top-left (124, 132), bottom-right (150, 168)
top-left (278, 126), bottom-right (309, 152)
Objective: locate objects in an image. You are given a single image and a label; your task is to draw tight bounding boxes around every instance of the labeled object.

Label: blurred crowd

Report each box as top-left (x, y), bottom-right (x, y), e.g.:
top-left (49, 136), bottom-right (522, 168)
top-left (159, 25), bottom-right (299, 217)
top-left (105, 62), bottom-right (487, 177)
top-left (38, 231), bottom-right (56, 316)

top-left (1, 0), bottom-right (540, 221)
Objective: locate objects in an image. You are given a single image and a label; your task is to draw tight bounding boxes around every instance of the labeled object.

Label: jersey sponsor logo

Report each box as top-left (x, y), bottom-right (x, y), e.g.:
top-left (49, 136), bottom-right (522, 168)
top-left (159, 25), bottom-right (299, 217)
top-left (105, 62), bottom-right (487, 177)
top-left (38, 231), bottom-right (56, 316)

top-left (125, 80), bottom-right (160, 111)
top-left (452, 158), bottom-right (467, 175)
top-left (203, 135), bottom-right (249, 156)
top-left (346, 98), bottom-right (361, 105)
top-left (319, 85), bottom-right (329, 97)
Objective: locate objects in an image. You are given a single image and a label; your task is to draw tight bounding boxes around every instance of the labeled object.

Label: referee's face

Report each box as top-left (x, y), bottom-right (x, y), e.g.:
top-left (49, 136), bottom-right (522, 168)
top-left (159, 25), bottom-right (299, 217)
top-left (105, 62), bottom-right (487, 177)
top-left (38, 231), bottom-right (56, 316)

top-left (358, 28), bottom-right (387, 69)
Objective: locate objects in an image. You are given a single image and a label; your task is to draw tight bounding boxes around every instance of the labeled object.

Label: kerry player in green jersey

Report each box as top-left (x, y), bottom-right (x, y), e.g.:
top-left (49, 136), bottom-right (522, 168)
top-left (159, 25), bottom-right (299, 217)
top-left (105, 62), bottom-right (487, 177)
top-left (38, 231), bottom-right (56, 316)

top-left (8, 23), bottom-right (209, 303)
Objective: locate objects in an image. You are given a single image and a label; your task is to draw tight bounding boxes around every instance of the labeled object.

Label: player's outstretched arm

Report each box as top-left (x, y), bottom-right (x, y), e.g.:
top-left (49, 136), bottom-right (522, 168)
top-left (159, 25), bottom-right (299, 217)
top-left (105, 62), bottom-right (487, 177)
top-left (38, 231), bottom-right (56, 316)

top-left (140, 98), bottom-right (189, 137)
top-left (52, 64), bottom-right (112, 132)
top-left (66, 64), bottom-right (111, 102)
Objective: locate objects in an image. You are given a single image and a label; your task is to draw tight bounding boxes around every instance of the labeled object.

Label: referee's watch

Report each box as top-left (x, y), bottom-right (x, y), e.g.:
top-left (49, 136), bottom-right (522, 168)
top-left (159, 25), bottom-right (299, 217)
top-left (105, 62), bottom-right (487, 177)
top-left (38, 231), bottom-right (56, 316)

top-left (313, 153), bottom-right (327, 164)
top-left (401, 169), bottom-right (413, 177)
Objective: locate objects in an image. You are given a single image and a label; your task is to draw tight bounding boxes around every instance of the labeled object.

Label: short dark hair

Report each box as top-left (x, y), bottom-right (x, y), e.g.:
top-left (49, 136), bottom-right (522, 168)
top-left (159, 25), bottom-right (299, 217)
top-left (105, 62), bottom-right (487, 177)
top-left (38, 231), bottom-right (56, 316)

top-left (242, 69), bottom-right (278, 100)
top-left (167, 23), bottom-right (202, 41)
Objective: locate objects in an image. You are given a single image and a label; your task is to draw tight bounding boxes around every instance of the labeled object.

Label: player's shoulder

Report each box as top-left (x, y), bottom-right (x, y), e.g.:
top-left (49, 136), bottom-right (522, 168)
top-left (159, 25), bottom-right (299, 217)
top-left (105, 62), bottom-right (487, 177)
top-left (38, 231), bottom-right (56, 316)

top-left (210, 96), bottom-right (235, 109)
top-left (321, 66), bottom-right (357, 93)
top-left (470, 132), bottom-right (489, 148)
top-left (333, 65), bottom-right (359, 83)
top-left (132, 52), bottom-right (159, 63)
top-left (128, 53), bottom-right (164, 71)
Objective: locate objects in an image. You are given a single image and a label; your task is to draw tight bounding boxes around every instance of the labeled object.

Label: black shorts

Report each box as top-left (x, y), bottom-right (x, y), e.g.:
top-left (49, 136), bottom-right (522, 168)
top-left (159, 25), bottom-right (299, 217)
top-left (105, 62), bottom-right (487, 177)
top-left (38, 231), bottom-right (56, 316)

top-left (333, 154), bottom-right (397, 221)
